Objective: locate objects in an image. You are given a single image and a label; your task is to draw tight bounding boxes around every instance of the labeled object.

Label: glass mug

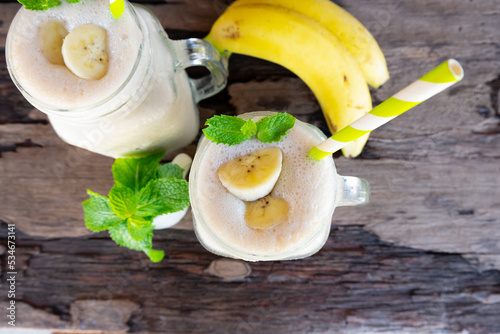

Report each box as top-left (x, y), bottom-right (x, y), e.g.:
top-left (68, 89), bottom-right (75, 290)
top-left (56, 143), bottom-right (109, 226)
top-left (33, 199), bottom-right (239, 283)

top-left (6, 1), bottom-right (227, 158)
top-left (190, 111), bottom-right (370, 261)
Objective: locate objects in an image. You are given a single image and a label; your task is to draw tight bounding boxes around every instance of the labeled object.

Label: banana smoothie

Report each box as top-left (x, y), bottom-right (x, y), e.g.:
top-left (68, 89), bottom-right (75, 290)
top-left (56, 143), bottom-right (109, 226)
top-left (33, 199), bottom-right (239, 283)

top-left (8, 0), bottom-right (142, 109)
top-left (6, 0), bottom-right (201, 157)
top-left (190, 112), bottom-right (338, 260)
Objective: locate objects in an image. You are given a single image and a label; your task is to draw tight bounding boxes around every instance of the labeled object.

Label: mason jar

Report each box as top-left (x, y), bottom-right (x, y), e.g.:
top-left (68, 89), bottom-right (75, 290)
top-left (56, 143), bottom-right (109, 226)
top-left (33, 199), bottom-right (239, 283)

top-left (190, 111), bottom-right (370, 261)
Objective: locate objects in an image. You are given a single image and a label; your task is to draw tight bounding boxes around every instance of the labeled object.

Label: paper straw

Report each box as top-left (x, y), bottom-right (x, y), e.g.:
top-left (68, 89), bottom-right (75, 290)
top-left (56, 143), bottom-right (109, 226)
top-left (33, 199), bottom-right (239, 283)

top-left (110, 0), bottom-right (125, 19)
top-left (309, 59), bottom-right (464, 160)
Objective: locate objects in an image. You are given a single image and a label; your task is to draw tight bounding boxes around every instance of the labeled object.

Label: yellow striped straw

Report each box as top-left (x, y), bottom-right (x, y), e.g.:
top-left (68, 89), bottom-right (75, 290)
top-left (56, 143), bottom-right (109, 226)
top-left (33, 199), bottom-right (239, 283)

top-left (110, 0), bottom-right (125, 19)
top-left (309, 59), bottom-right (464, 160)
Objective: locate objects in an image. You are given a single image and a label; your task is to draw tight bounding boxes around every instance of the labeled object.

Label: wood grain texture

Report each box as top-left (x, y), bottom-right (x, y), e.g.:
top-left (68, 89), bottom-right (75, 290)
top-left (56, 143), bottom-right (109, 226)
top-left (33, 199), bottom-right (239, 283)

top-left (2, 224), bottom-right (500, 334)
top-left (0, 0), bottom-right (500, 332)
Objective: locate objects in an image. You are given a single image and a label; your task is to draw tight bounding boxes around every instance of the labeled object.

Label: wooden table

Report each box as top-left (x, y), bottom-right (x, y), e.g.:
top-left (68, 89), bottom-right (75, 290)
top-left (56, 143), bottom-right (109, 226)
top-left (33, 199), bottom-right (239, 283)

top-left (1, 0), bottom-right (500, 332)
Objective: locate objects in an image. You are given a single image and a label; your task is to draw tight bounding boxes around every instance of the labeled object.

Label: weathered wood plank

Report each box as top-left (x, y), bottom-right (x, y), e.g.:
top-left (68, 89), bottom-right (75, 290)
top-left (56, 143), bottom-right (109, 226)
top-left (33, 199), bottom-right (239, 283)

top-left (0, 3), bottom-right (20, 48)
top-left (0, 119), bottom-right (201, 236)
top-left (2, 224), bottom-right (500, 333)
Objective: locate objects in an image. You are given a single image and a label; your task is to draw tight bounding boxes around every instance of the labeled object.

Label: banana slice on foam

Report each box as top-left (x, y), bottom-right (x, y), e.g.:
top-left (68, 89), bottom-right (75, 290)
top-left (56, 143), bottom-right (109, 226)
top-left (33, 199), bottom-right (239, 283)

top-left (39, 21), bottom-right (68, 65)
top-left (244, 195), bottom-right (289, 229)
top-left (217, 147), bottom-right (283, 202)
top-left (62, 24), bottom-right (109, 80)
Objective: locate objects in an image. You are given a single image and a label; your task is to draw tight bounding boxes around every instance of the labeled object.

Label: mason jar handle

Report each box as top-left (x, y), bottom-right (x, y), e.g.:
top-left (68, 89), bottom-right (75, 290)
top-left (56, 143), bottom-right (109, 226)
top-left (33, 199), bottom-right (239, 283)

top-left (336, 175), bottom-right (370, 207)
top-left (172, 38), bottom-right (228, 103)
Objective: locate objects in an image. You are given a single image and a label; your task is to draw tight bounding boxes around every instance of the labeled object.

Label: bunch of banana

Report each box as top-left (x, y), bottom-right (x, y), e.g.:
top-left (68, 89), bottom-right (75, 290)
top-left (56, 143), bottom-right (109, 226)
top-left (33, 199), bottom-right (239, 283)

top-left (205, 0), bottom-right (389, 157)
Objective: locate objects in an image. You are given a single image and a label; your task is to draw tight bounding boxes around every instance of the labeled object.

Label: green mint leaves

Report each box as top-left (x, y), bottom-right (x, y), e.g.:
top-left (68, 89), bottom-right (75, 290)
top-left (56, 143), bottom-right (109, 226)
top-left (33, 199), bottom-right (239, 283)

top-left (111, 151), bottom-right (164, 193)
top-left (203, 113), bottom-right (296, 146)
top-left (158, 163), bottom-right (184, 180)
top-left (18, 0), bottom-right (79, 11)
top-left (255, 113), bottom-right (297, 143)
top-left (240, 119), bottom-right (257, 138)
top-left (82, 152), bottom-right (190, 263)
top-left (82, 191), bottom-right (123, 232)
top-left (203, 115), bottom-right (249, 145)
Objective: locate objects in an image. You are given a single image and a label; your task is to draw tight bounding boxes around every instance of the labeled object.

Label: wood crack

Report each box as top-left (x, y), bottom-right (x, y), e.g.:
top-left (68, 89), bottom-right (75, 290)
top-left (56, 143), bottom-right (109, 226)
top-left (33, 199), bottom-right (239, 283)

top-left (487, 74), bottom-right (500, 117)
top-left (0, 138), bottom-right (44, 158)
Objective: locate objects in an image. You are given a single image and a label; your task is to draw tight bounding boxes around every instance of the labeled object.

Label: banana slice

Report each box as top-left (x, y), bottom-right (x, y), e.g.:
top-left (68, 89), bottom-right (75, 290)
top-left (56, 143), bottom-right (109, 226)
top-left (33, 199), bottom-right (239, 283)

top-left (62, 24), bottom-right (109, 80)
top-left (38, 21), bottom-right (68, 65)
top-left (217, 147), bottom-right (283, 201)
top-left (244, 195), bottom-right (289, 229)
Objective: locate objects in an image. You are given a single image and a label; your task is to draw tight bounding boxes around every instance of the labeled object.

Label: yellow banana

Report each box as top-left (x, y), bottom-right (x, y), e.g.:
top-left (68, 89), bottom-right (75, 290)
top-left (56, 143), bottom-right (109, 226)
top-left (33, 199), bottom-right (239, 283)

top-left (232, 0), bottom-right (389, 89)
top-left (206, 4), bottom-right (372, 157)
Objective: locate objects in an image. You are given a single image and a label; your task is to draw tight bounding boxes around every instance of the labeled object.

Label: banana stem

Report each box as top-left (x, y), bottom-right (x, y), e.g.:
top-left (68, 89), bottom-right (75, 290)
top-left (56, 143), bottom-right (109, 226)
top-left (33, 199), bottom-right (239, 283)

top-left (204, 35), bottom-right (232, 69)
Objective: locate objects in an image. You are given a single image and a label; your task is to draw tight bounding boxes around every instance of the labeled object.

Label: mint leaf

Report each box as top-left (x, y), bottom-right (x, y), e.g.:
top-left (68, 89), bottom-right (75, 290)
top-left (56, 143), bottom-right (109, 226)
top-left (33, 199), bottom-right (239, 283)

top-left (127, 215), bottom-right (154, 241)
top-left (109, 185), bottom-right (137, 219)
top-left (109, 221), bottom-right (149, 251)
top-left (256, 113), bottom-right (296, 143)
top-left (18, 0), bottom-right (80, 10)
top-left (135, 180), bottom-right (163, 217)
top-left (203, 113), bottom-right (297, 145)
top-left (112, 151), bottom-right (164, 193)
top-left (202, 115), bottom-right (249, 145)
top-left (144, 248), bottom-right (165, 263)
top-left (18, 0), bottom-right (61, 10)
top-left (153, 178), bottom-right (190, 213)
top-left (240, 119), bottom-right (257, 137)
top-left (82, 191), bottom-right (123, 232)
top-left (136, 179), bottom-right (190, 217)
top-left (108, 222), bottom-right (164, 262)
top-left (158, 163), bottom-right (184, 180)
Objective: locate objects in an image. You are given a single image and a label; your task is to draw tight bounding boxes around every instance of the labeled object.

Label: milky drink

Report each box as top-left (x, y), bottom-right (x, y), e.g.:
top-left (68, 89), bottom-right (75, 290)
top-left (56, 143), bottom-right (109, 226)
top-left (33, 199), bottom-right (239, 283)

top-left (190, 112), bottom-right (370, 261)
top-left (6, 0), bottom-right (226, 157)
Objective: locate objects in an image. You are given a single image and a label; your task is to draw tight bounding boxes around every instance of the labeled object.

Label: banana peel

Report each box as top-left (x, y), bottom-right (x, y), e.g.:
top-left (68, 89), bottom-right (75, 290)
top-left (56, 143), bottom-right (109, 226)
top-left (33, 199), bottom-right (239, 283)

top-left (205, 2), bottom-right (388, 157)
top-left (232, 0), bottom-right (389, 89)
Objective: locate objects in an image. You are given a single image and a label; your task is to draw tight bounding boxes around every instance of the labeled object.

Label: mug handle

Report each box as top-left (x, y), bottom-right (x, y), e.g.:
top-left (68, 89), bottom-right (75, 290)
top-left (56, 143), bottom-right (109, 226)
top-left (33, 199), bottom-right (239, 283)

top-left (172, 38), bottom-right (228, 103)
top-left (336, 175), bottom-right (370, 207)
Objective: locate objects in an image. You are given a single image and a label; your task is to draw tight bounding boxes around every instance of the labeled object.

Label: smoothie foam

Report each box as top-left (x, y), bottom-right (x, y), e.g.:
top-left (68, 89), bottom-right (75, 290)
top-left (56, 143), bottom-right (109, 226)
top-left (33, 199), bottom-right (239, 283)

top-left (194, 119), bottom-right (337, 255)
top-left (7, 0), bottom-right (143, 109)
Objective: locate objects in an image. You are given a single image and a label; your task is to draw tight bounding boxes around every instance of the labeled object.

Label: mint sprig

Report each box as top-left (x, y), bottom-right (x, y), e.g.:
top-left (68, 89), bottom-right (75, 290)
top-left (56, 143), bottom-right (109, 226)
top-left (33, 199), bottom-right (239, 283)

top-left (203, 113), bottom-right (296, 146)
top-left (82, 152), bottom-right (189, 262)
top-left (203, 115), bottom-right (250, 145)
top-left (18, 0), bottom-right (79, 11)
